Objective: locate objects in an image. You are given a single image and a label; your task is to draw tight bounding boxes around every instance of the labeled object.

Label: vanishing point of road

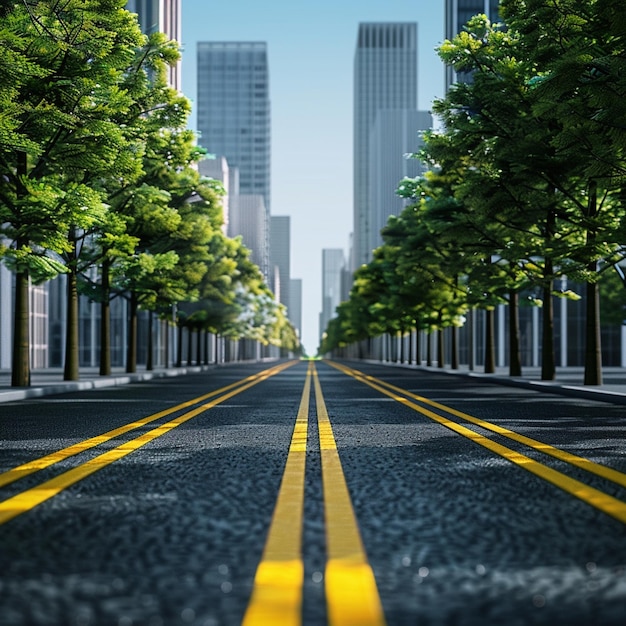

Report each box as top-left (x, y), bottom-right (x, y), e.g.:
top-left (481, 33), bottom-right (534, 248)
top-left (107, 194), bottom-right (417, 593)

top-left (1, 359), bottom-right (625, 625)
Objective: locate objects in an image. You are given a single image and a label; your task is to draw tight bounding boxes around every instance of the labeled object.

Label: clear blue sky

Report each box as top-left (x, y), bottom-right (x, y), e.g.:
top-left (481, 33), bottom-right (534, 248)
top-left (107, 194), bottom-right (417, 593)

top-left (181, 0), bottom-right (446, 354)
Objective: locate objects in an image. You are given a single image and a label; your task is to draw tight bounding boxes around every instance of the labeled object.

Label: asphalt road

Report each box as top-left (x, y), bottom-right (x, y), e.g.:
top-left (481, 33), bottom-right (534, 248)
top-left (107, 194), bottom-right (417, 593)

top-left (0, 359), bottom-right (625, 626)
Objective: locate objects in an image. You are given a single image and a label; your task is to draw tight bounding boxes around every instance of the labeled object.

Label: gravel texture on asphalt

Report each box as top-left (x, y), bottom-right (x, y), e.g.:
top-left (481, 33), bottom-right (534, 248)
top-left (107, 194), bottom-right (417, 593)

top-left (0, 360), bottom-right (625, 625)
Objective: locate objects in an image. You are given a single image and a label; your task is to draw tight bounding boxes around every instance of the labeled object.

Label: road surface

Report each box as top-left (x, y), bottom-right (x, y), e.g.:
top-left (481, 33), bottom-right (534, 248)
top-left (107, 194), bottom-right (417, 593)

top-left (1, 359), bottom-right (625, 625)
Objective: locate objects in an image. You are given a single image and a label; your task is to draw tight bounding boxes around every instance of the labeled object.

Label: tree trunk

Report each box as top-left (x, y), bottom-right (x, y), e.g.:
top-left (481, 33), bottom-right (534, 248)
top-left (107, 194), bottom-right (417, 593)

top-left (541, 281), bottom-right (555, 380)
top-left (508, 289), bottom-right (522, 377)
top-left (426, 329), bottom-right (432, 367)
top-left (584, 182), bottom-right (602, 385)
top-left (196, 327), bottom-right (202, 365)
top-left (541, 207), bottom-right (556, 381)
top-left (584, 275), bottom-right (602, 385)
top-left (146, 310), bottom-right (154, 371)
top-left (11, 268), bottom-right (30, 387)
top-left (63, 266), bottom-right (79, 381)
top-left (451, 325), bottom-right (459, 370)
top-left (408, 329), bottom-right (413, 365)
top-left (176, 323), bottom-right (183, 367)
top-left (164, 319), bottom-right (170, 368)
top-left (187, 325), bottom-right (193, 365)
top-left (126, 292), bottom-right (138, 373)
top-left (437, 314), bottom-right (445, 368)
top-left (399, 330), bottom-right (405, 364)
top-left (99, 261), bottom-right (111, 376)
top-left (415, 328), bottom-right (421, 366)
top-left (484, 308), bottom-right (496, 374)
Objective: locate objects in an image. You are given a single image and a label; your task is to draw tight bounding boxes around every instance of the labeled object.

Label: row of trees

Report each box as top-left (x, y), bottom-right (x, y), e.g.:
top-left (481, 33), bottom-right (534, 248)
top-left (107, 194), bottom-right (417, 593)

top-left (0, 1), bottom-right (299, 387)
top-left (320, 0), bottom-right (626, 385)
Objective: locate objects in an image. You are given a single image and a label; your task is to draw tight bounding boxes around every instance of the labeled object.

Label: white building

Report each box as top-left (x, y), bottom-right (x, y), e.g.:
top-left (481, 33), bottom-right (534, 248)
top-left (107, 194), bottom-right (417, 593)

top-left (289, 278), bottom-right (303, 341)
top-left (445, 0), bottom-right (500, 90)
top-left (126, 0), bottom-right (182, 91)
top-left (353, 22), bottom-right (418, 270)
top-left (368, 109), bottom-right (432, 254)
top-left (320, 249), bottom-right (346, 341)
top-left (198, 156), bottom-right (230, 234)
top-left (231, 195), bottom-right (269, 279)
top-left (196, 42), bottom-right (271, 213)
top-left (270, 216), bottom-right (291, 312)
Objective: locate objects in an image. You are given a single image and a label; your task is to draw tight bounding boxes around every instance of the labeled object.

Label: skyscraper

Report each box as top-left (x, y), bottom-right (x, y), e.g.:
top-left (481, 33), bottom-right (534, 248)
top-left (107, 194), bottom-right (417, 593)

top-left (445, 0), bottom-right (500, 91)
top-left (368, 109), bottom-right (432, 254)
top-left (126, 0), bottom-right (181, 91)
top-left (320, 249), bottom-right (346, 341)
top-left (196, 42), bottom-right (271, 213)
top-left (353, 23), bottom-right (418, 270)
top-left (270, 216), bottom-right (291, 312)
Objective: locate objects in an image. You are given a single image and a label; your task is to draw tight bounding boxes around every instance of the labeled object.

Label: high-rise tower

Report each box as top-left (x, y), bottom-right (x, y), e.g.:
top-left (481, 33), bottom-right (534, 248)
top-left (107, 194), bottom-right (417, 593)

top-left (353, 23), bottom-right (418, 270)
top-left (444, 0), bottom-right (500, 91)
top-left (126, 0), bottom-right (181, 91)
top-left (196, 42), bottom-right (271, 213)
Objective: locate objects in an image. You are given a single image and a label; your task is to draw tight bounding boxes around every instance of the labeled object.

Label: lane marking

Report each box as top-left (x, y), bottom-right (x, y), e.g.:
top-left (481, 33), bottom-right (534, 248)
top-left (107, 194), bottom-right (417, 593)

top-left (0, 362), bottom-right (296, 526)
top-left (242, 362), bottom-right (312, 626)
top-left (330, 361), bottom-right (626, 490)
top-left (0, 361), bottom-right (296, 490)
top-left (313, 365), bottom-right (387, 626)
top-left (327, 361), bottom-right (626, 526)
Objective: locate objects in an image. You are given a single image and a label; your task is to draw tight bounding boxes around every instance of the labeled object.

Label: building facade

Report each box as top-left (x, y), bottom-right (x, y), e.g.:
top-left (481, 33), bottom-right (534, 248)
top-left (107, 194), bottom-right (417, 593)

top-left (353, 22), bottom-right (418, 270)
top-left (289, 278), bottom-right (303, 342)
top-left (320, 249), bottom-right (346, 341)
top-left (270, 216), bottom-right (291, 312)
top-left (196, 42), bottom-right (271, 213)
top-left (368, 109), bottom-right (432, 254)
top-left (126, 0), bottom-right (182, 91)
top-left (444, 0), bottom-right (500, 90)
top-left (231, 195), bottom-right (269, 279)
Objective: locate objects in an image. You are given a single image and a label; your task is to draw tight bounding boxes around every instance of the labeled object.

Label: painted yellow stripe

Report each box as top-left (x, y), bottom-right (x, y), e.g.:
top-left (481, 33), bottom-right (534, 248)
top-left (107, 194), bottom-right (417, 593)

top-left (313, 365), bottom-right (387, 626)
top-left (0, 362), bottom-right (296, 526)
top-left (0, 361), bottom-right (295, 490)
top-left (327, 361), bottom-right (626, 526)
top-left (242, 361), bottom-right (312, 626)
top-left (330, 361), bottom-right (626, 491)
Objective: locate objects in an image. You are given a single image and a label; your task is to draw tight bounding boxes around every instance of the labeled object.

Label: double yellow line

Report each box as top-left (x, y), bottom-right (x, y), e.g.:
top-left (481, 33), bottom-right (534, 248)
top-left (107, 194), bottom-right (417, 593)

top-left (0, 360), bottom-right (297, 526)
top-left (243, 362), bottom-right (387, 626)
top-left (328, 360), bottom-right (626, 526)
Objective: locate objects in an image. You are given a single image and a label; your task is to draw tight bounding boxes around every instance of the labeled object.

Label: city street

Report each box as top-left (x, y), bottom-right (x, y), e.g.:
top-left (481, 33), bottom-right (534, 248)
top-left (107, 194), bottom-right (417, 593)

top-left (1, 359), bottom-right (625, 625)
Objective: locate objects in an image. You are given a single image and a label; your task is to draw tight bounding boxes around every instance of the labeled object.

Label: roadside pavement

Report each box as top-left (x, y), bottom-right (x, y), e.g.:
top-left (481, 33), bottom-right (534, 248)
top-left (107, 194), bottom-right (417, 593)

top-left (0, 364), bottom-right (220, 404)
top-left (3, 360), bottom-right (626, 405)
top-left (362, 360), bottom-right (626, 406)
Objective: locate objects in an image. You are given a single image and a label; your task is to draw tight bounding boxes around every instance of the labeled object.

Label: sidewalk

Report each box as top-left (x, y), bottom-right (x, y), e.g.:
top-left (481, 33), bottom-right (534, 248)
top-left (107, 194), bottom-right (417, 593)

top-left (363, 361), bottom-right (626, 406)
top-left (3, 361), bottom-right (626, 405)
top-left (0, 364), bottom-right (218, 404)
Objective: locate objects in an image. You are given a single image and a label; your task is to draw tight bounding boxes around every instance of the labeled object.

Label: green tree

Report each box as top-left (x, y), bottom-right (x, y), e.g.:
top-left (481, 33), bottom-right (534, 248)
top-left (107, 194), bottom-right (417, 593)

top-left (0, 1), bottom-right (145, 386)
top-left (499, 0), bottom-right (626, 384)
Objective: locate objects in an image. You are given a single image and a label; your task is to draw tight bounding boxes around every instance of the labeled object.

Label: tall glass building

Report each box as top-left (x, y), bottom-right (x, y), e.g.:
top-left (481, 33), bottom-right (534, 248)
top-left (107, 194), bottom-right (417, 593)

top-left (353, 23), bottom-right (418, 270)
top-left (196, 42), bottom-right (271, 213)
top-left (445, 0), bottom-right (500, 90)
top-left (126, 0), bottom-right (181, 91)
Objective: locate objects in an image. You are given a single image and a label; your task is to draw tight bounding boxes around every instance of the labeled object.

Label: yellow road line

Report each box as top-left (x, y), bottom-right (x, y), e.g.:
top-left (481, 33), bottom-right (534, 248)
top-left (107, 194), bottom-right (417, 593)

top-left (327, 361), bottom-right (626, 526)
top-left (330, 361), bottom-right (626, 491)
top-left (0, 362), bottom-right (296, 526)
top-left (313, 365), bottom-right (387, 626)
top-left (0, 361), bottom-right (295, 490)
top-left (242, 362), bottom-right (313, 626)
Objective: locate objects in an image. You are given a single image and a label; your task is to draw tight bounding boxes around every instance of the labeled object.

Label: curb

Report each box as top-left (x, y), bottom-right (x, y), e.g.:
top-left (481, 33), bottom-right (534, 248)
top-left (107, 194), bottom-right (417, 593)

top-left (0, 364), bottom-right (217, 404)
top-left (356, 359), bottom-right (626, 406)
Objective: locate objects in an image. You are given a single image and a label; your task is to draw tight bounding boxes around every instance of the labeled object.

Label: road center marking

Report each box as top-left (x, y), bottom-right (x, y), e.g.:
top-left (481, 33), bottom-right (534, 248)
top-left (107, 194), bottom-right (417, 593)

top-left (242, 361), bottom-right (312, 626)
top-left (313, 365), bottom-right (387, 626)
top-left (0, 362), bottom-right (296, 526)
top-left (329, 361), bottom-right (626, 526)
